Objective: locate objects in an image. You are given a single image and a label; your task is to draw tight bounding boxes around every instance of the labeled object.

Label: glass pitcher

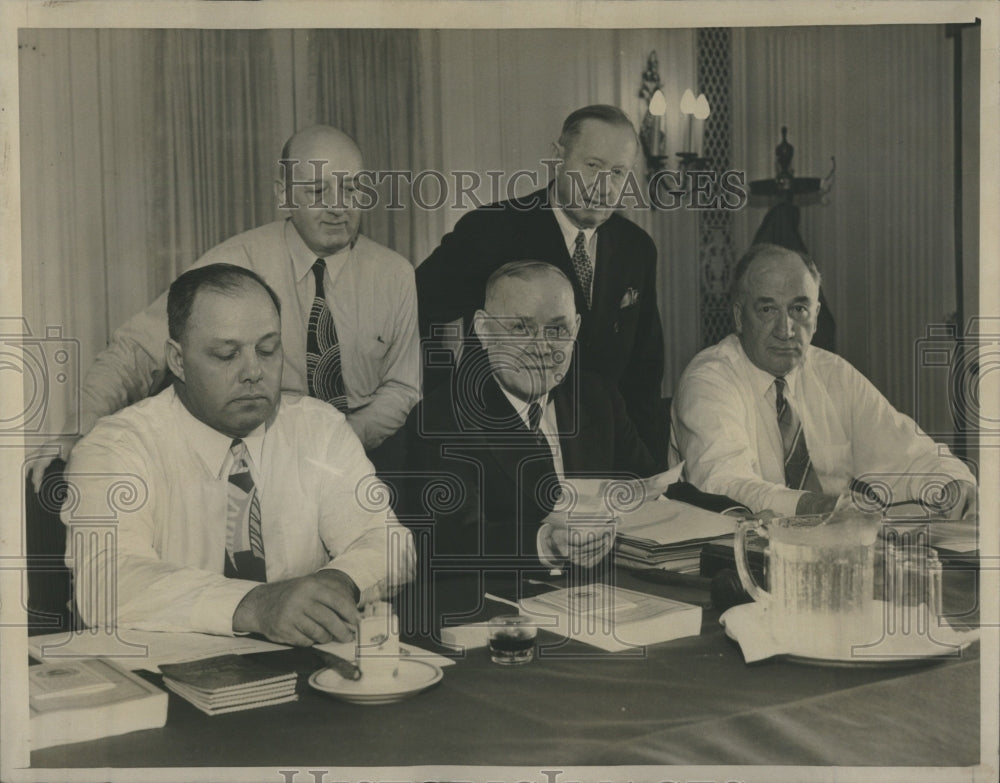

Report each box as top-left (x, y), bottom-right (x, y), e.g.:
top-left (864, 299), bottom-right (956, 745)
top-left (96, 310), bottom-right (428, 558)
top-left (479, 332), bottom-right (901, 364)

top-left (734, 512), bottom-right (882, 652)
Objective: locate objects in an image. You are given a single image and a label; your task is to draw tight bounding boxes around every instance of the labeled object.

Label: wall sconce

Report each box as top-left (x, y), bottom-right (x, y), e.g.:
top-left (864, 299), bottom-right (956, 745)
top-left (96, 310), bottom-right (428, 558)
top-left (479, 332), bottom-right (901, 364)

top-left (639, 51), bottom-right (711, 177)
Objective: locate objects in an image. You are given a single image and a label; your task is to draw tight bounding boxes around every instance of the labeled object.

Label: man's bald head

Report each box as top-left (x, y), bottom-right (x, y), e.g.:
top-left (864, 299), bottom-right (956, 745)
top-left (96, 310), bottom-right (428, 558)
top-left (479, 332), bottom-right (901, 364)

top-left (281, 125), bottom-right (363, 167)
top-left (275, 125), bottom-right (365, 257)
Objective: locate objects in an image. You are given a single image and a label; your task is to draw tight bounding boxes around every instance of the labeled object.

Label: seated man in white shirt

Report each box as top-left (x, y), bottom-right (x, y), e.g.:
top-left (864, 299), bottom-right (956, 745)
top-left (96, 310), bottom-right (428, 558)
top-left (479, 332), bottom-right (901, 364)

top-left (62, 263), bottom-right (414, 645)
top-left (672, 243), bottom-right (976, 518)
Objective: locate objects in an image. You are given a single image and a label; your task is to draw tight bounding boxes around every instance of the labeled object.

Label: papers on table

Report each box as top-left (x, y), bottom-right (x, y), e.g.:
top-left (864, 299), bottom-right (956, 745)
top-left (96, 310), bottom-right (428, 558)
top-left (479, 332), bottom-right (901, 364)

top-left (549, 465), bottom-right (684, 521)
top-left (29, 629), bottom-right (290, 673)
top-left (614, 497), bottom-right (737, 573)
top-left (31, 629), bottom-right (456, 673)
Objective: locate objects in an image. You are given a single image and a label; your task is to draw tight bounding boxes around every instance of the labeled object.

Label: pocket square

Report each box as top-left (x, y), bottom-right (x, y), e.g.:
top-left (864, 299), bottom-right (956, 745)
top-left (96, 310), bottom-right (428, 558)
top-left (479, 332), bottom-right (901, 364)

top-left (619, 287), bottom-right (639, 308)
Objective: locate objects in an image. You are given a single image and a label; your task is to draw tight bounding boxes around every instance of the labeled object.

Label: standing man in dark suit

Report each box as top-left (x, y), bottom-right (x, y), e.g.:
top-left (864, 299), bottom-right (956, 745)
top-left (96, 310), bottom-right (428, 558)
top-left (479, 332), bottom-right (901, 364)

top-left (416, 105), bottom-right (665, 459)
top-left (403, 262), bottom-right (659, 620)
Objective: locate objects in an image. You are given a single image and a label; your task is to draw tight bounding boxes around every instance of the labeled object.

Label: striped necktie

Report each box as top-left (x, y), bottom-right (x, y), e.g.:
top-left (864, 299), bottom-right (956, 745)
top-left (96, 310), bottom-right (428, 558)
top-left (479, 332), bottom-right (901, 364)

top-left (224, 439), bottom-right (266, 582)
top-left (306, 258), bottom-right (349, 413)
top-left (774, 377), bottom-right (823, 493)
top-left (571, 231), bottom-right (593, 309)
top-left (528, 401), bottom-right (543, 432)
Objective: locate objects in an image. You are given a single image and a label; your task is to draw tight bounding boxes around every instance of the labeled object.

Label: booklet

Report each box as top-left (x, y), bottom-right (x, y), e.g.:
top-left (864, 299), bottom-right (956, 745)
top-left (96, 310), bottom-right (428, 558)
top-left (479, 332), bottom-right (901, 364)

top-left (519, 584), bottom-right (702, 652)
top-left (159, 654), bottom-right (298, 716)
top-left (29, 658), bottom-right (168, 750)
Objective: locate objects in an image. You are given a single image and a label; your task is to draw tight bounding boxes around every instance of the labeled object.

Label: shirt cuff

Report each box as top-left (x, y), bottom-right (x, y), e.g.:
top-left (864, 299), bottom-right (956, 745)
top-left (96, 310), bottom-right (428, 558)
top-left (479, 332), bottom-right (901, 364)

top-left (768, 487), bottom-right (806, 517)
top-left (190, 580), bottom-right (260, 636)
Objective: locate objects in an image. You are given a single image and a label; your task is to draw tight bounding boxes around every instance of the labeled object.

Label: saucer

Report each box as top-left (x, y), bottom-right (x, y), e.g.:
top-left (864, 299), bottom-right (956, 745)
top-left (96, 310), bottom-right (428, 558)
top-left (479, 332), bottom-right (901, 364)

top-left (722, 601), bottom-right (978, 667)
top-left (309, 658), bottom-right (443, 705)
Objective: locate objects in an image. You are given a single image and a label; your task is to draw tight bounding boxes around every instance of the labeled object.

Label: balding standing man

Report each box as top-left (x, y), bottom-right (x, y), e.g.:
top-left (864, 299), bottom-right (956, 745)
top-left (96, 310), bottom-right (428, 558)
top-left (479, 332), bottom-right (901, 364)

top-left (31, 125), bottom-right (418, 481)
top-left (672, 243), bottom-right (976, 518)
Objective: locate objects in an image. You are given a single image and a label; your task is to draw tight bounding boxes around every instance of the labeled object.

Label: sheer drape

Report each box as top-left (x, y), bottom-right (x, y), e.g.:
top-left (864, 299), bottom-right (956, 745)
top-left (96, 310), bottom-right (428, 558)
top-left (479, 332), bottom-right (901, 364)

top-left (148, 30), bottom-right (282, 293)
top-left (732, 25), bottom-right (956, 429)
top-left (19, 29), bottom-right (158, 425)
top-left (306, 29), bottom-right (435, 266)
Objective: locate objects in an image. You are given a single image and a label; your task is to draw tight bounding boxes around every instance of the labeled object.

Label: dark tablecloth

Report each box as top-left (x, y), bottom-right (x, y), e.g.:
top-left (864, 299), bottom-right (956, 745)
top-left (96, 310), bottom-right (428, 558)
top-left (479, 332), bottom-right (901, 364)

top-left (31, 571), bottom-right (981, 769)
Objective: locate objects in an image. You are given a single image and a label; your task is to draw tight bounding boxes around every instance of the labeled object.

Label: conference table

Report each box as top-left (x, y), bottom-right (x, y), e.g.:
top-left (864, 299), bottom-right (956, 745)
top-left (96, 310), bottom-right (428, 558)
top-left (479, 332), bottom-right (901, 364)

top-left (30, 568), bottom-right (982, 770)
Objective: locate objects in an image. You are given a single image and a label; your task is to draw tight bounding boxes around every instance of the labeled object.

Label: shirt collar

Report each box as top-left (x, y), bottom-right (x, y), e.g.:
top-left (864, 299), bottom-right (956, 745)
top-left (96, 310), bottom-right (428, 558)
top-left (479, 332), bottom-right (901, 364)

top-left (496, 383), bottom-right (549, 430)
top-left (284, 218), bottom-right (355, 284)
top-left (733, 336), bottom-right (806, 401)
top-left (551, 205), bottom-right (597, 250)
top-left (167, 386), bottom-right (268, 477)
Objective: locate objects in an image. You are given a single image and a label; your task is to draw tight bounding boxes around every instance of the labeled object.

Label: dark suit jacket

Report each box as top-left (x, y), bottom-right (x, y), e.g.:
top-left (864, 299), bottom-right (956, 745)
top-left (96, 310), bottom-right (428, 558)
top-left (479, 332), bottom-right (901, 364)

top-left (403, 351), bottom-right (658, 564)
top-left (416, 186), bottom-right (665, 457)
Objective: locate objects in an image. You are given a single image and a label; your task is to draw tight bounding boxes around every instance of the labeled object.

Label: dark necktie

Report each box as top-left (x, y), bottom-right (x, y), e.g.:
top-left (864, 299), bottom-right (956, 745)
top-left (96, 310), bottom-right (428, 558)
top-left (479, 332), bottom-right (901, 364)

top-left (571, 231), bottom-right (593, 309)
top-left (528, 401), bottom-right (543, 433)
top-left (775, 377), bottom-right (822, 493)
top-left (306, 258), bottom-right (349, 413)
top-left (224, 439), bottom-right (266, 582)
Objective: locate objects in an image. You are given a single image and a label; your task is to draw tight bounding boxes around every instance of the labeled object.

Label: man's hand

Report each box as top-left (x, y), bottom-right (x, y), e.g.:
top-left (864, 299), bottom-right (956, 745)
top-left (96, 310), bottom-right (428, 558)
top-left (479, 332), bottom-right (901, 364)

top-left (540, 519), bottom-right (616, 569)
top-left (232, 569), bottom-right (361, 646)
top-left (794, 491), bottom-right (839, 516)
top-left (26, 436), bottom-right (81, 493)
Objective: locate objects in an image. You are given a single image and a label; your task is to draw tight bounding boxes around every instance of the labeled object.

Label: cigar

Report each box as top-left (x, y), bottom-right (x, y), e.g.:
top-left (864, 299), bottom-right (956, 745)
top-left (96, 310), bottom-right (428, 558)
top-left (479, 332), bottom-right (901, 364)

top-left (312, 647), bottom-right (362, 681)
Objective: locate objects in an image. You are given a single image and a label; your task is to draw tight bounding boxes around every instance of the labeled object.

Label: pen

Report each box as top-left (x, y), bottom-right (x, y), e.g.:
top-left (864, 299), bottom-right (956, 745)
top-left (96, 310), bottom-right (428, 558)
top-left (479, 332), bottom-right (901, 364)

top-left (312, 647), bottom-right (362, 681)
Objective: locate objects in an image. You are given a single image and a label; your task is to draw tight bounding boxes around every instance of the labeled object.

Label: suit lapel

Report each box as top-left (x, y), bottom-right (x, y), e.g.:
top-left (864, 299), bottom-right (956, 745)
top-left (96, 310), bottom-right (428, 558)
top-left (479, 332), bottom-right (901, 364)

top-left (554, 379), bottom-right (595, 474)
top-left (456, 364), bottom-right (553, 491)
top-left (592, 221), bottom-right (626, 331)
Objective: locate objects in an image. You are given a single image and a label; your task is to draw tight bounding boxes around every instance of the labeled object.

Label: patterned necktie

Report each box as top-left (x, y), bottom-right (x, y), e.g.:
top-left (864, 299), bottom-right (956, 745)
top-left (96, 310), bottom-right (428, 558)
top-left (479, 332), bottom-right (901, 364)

top-left (571, 231), bottom-right (593, 309)
top-left (306, 258), bottom-right (349, 413)
top-left (775, 377), bottom-right (823, 493)
top-left (225, 439), bottom-right (266, 582)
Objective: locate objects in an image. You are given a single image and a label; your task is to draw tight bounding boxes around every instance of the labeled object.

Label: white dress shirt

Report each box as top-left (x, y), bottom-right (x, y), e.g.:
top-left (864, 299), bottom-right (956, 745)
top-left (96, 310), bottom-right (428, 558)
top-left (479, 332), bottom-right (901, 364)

top-left (63, 387), bottom-right (414, 635)
top-left (78, 219), bottom-right (420, 450)
top-left (672, 334), bottom-right (975, 515)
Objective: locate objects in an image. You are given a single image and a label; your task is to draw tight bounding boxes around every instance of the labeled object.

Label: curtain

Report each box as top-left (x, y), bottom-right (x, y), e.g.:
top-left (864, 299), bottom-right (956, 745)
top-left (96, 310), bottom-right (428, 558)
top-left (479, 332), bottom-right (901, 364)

top-left (731, 25), bottom-right (956, 432)
top-left (148, 30), bottom-right (281, 295)
top-left (19, 29), bottom-right (158, 434)
top-left (306, 29), bottom-right (436, 267)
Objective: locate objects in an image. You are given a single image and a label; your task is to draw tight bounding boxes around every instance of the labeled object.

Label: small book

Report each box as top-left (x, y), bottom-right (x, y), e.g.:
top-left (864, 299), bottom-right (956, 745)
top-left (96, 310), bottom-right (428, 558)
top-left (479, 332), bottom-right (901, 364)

top-left (159, 654), bottom-right (297, 715)
top-left (519, 584), bottom-right (702, 652)
top-left (30, 658), bottom-right (168, 750)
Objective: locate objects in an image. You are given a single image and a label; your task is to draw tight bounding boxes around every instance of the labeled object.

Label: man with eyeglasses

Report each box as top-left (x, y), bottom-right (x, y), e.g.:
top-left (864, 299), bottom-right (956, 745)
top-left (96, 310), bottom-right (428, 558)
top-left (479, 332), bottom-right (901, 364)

top-left (416, 105), bottom-right (665, 461)
top-left (403, 261), bottom-right (659, 586)
top-left (672, 243), bottom-right (976, 518)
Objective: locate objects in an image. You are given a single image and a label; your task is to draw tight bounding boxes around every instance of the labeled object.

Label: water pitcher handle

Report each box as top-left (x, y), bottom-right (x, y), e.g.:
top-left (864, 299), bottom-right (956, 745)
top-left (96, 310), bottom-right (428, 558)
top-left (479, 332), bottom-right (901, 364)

top-left (734, 518), bottom-right (768, 604)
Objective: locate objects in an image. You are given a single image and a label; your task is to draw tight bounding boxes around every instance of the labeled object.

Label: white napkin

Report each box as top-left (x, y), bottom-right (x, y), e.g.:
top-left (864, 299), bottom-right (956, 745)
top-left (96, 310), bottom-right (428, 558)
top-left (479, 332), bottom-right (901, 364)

top-left (720, 602), bottom-right (979, 664)
top-left (719, 603), bottom-right (783, 663)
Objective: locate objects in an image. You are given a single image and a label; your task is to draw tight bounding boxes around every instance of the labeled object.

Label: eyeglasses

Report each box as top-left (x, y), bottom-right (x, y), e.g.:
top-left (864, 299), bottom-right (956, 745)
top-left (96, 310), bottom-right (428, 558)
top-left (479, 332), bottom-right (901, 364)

top-left (485, 315), bottom-right (576, 343)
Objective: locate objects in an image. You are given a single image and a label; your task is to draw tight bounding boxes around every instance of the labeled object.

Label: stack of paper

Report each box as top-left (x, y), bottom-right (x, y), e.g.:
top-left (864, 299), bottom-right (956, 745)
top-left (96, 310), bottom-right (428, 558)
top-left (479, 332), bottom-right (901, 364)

top-left (614, 498), bottom-right (737, 573)
top-left (159, 654), bottom-right (297, 715)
